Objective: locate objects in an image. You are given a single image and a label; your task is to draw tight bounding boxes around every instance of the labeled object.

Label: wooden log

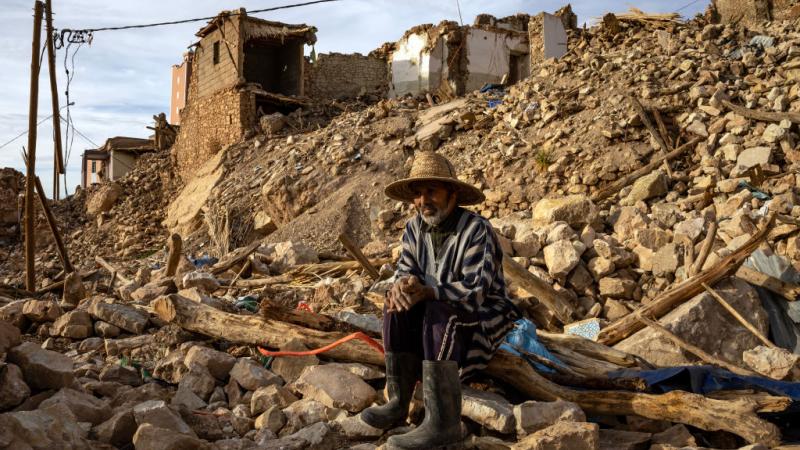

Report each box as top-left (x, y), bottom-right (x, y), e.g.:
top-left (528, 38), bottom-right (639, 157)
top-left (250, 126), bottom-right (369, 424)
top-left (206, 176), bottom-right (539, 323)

top-left (211, 241), bottom-right (260, 275)
top-left (34, 269), bottom-right (97, 295)
top-left (598, 214), bottom-right (775, 346)
top-left (44, 0), bottom-right (64, 200)
top-left (690, 217), bottom-right (717, 276)
top-left (722, 98), bottom-right (800, 124)
top-left (635, 313), bottom-right (760, 377)
top-left (502, 255), bottom-right (577, 325)
top-left (105, 334), bottom-right (152, 356)
top-left (152, 293), bottom-right (384, 366)
top-left (150, 291), bottom-right (783, 445)
top-left (736, 265), bottom-right (800, 302)
top-left (702, 282), bottom-right (776, 348)
top-left (591, 137), bottom-right (702, 202)
top-left (338, 233), bottom-right (380, 281)
top-left (33, 176), bottom-right (72, 273)
top-left (536, 330), bottom-right (639, 368)
top-left (259, 298), bottom-right (336, 331)
top-left (629, 96), bottom-right (673, 177)
top-left (95, 256), bottom-right (132, 285)
top-left (24, 1), bottom-right (44, 291)
top-left (165, 233), bottom-right (182, 277)
top-left (485, 352), bottom-right (784, 446)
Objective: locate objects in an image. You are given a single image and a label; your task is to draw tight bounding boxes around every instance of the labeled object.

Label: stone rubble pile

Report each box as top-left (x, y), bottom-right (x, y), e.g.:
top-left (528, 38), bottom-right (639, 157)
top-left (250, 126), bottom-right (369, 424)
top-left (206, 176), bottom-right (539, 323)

top-left (2, 4), bottom-right (800, 450)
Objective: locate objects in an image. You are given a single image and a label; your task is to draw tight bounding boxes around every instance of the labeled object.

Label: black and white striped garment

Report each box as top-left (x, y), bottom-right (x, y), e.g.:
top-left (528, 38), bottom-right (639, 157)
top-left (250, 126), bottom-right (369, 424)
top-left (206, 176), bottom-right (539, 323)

top-left (395, 207), bottom-right (521, 377)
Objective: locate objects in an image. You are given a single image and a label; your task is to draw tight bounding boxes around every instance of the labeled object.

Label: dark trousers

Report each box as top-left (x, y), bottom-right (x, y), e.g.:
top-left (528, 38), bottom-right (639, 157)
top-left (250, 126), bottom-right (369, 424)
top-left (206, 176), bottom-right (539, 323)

top-left (383, 300), bottom-right (479, 366)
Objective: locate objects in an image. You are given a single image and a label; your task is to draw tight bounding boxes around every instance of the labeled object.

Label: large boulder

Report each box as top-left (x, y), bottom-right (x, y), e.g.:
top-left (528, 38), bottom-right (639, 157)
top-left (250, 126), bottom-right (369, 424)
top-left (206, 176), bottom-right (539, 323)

top-left (51, 310), bottom-right (93, 339)
top-left (39, 387), bottom-right (112, 425)
top-left (511, 421), bottom-right (599, 450)
top-left (93, 407), bottom-right (137, 447)
top-left (743, 345), bottom-right (800, 381)
top-left (132, 423), bottom-right (211, 450)
top-left (133, 400), bottom-right (196, 438)
top-left (184, 345), bottom-right (236, 381)
top-left (0, 363), bottom-right (30, 410)
top-left (514, 400), bottom-right (586, 437)
top-left (289, 365), bottom-right (376, 413)
top-left (7, 341), bottom-right (75, 390)
top-left (0, 319), bottom-right (21, 355)
top-left (625, 170), bottom-right (668, 204)
top-left (0, 403), bottom-right (89, 449)
top-left (86, 182), bottom-right (123, 216)
top-left (461, 387), bottom-right (515, 434)
top-left (543, 240), bottom-right (582, 278)
top-left (88, 300), bottom-right (149, 334)
top-left (533, 195), bottom-right (597, 227)
top-left (616, 277), bottom-right (768, 366)
top-left (229, 358), bottom-right (283, 391)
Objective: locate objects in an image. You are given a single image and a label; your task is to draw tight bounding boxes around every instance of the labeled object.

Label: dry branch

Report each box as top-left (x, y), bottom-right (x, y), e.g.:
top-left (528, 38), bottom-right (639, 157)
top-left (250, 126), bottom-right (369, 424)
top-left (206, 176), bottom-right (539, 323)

top-left (702, 282), bottom-right (775, 348)
top-left (735, 266), bottom-right (800, 302)
top-left (502, 255), bottom-right (578, 325)
top-left (722, 99), bottom-right (800, 124)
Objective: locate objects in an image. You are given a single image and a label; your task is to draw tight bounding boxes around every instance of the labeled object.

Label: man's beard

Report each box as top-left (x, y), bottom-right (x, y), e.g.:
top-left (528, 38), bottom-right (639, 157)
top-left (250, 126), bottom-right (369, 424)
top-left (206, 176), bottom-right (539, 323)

top-left (418, 204), bottom-right (449, 226)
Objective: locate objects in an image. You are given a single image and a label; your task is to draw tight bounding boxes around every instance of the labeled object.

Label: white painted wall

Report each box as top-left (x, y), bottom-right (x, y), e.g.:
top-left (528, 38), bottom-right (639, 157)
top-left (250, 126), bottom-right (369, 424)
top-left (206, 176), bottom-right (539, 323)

top-left (390, 32), bottom-right (437, 98)
top-left (464, 28), bottom-right (528, 92)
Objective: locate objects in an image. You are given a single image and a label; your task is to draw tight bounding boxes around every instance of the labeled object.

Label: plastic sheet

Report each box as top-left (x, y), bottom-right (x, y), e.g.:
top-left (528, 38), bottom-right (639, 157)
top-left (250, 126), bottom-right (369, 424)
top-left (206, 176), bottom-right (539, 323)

top-left (499, 318), bottom-right (567, 373)
top-left (744, 249), bottom-right (800, 354)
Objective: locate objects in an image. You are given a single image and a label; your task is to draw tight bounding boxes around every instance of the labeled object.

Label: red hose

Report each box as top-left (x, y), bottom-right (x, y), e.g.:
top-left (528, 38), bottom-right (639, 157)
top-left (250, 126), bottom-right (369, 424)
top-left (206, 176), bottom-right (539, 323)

top-left (258, 331), bottom-right (385, 357)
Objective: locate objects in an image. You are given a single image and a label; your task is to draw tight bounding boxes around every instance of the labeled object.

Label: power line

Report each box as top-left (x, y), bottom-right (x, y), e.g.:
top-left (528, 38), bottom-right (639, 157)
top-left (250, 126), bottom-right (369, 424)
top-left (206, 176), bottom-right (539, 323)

top-left (0, 103), bottom-right (73, 151)
top-left (59, 116), bottom-right (98, 148)
top-left (60, 0), bottom-right (338, 34)
top-left (676, 0), bottom-right (702, 13)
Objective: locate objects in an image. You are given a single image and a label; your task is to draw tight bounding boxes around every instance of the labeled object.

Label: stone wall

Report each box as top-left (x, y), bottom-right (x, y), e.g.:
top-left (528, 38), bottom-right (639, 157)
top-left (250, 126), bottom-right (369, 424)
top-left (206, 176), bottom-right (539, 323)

top-left (710, 0), bottom-right (800, 24)
top-left (306, 53), bottom-right (388, 100)
top-left (0, 168), bottom-right (23, 243)
top-left (171, 85), bottom-right (247, 178)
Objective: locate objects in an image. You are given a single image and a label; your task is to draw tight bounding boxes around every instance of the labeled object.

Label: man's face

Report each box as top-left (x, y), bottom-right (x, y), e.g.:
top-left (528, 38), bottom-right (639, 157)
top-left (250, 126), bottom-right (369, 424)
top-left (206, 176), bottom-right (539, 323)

top-left (411, 181), bottom-right (457, 226)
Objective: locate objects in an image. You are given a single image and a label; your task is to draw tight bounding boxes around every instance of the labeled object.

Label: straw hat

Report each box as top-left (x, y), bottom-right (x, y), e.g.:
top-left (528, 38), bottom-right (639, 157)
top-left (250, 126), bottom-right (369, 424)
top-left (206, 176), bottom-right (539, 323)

top-left (384, 151), bottom-right (485, 205)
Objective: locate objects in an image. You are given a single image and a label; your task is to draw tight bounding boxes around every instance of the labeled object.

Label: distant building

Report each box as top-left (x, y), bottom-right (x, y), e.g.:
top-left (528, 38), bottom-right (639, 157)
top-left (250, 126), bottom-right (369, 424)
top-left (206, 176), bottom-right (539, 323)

top-left (170, 52), bottom-right (193, 125)
top-left (80, 137), bottom-right (154, 188)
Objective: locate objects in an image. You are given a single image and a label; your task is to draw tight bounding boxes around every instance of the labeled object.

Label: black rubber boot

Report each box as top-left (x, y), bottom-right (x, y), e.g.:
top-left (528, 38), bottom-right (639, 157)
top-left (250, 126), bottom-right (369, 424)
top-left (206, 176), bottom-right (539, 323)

top-left (360, 352), bottom-right (421, 430)
top-left (386, 360), bottom-right (464, 450)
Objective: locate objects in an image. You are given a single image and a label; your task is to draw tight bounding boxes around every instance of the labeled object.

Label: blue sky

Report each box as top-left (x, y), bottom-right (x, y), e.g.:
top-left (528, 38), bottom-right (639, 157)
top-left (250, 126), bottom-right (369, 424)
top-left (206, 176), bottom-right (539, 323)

top-left (0, 0), bottom-right (708, 197)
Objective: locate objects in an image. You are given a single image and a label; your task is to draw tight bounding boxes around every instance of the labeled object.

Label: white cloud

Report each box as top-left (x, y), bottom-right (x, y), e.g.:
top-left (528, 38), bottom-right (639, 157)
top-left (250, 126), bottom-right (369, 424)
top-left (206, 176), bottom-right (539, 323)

top-left (1, 0), bottom-right (708, 197)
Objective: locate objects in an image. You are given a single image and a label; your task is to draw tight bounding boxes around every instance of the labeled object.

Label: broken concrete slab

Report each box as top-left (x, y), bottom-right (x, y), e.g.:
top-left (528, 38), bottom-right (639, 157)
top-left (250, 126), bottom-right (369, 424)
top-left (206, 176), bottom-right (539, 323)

top-left (461, 387), bottom-right (515, 434)
top-left (513, 400), bottom-right (586, 437)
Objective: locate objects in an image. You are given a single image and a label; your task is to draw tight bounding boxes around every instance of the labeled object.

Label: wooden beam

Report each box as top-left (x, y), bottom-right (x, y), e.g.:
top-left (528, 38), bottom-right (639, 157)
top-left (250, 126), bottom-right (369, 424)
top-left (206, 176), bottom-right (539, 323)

top-left (165, 233), bottom-right (182, 277)
top-left (722, 98), bottom-right (800, 124)
top-left (44, 0), bottom-right (64, 200)
top-left (635, 313), bottom-right (760, 377)
top-left (690, 216), bottom-right (717, 277)
top-left (338, 233), bottom-right (380, 280)
top-left (502, 255), bottom-right (578, 325)
top-left (598, 214), bottom-right (775, 346)
top-left (485, 352), bottom-right (784, 446)
top-left (33, 176), bottom-right (72, 272)
top-left (152, 293), bottom-right (385, 366)
top-left (150, 291), bottom-right (784, 446)
top-left (702, 282), bottom-right (775, 349)
top-left (735, 265), bottom-right (800, 302)
top-left (24, 1), bottom-right (45, 291)
top-left (629, 96), bottom-right (673, 177)
top-left (591, 137), bottom-right (701, 202)
top-left (95, 256), bottom-right (132, 285)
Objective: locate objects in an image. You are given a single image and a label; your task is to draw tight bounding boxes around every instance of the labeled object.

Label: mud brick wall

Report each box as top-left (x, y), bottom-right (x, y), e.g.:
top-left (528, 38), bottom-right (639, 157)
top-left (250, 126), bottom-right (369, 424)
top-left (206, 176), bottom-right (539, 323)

top-left (0, 168), bottom-right (23, 243)
top-left (171, 86), bottom-right (247, 178)
top-left (194, 18), bottom-right (242, 100)
top-left (528, 14), bottom-right (544, 68)
top-left (306, 53), bottom-right (388, 100)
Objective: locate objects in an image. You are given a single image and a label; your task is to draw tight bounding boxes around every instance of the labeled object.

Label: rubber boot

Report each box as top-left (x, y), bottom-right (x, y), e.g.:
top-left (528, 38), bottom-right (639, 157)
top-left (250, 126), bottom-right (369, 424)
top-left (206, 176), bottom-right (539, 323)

top-left (360, 352), bottom-right (421, 430)
top-left (386, 360), bottom-right (464, 450)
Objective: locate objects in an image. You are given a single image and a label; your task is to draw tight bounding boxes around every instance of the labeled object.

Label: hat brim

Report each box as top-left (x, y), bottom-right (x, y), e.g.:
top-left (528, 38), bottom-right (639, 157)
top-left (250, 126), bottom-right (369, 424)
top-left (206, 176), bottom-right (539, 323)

top-left (385, 176), bottom-right (485, 206)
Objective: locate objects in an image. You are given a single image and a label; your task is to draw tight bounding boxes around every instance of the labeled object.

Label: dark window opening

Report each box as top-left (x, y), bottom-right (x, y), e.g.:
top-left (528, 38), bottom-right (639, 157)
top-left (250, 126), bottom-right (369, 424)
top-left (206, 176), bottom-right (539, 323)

top-left (243, 38), bottom-right (303, 96)
top-left (213, 41), bottom-right (220, 65)
top-left (91, 161), bottom-right (96, 173)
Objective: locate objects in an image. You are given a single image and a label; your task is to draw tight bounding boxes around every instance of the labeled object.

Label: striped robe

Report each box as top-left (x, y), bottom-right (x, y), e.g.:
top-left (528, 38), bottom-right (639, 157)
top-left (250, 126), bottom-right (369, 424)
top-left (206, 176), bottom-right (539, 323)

top-left (395, 207), bottom-right (521, 377)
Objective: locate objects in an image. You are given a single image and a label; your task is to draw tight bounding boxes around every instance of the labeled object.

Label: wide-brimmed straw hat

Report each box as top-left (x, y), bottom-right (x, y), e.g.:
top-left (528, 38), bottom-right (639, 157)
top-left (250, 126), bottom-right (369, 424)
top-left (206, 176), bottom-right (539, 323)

top-left (384, 151), bottom-right (485, 206)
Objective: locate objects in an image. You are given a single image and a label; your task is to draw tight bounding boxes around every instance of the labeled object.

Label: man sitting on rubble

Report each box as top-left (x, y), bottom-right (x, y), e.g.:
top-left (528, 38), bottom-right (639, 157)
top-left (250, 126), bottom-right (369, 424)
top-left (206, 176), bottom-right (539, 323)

top-left (360, 151), bottom-right (521, 449)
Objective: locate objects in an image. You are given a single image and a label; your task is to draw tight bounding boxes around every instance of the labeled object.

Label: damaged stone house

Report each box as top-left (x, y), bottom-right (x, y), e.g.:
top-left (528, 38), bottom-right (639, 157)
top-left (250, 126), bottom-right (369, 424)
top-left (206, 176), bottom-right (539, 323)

top-left (171, 7), bottom-right (574, 178)
top-left (171, 9), bottom-right (389, 177)
top-left (80, 137), bottom-right (154, 188)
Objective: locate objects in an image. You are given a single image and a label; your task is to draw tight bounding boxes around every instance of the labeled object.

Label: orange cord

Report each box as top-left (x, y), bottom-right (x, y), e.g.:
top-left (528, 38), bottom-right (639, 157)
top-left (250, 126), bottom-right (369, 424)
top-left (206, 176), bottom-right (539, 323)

top-left (258, 331), bottom-right (385, 358)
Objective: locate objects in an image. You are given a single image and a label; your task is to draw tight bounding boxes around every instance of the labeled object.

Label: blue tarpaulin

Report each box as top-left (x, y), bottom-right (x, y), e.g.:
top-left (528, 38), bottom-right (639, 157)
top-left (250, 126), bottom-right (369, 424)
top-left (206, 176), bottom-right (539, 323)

top-left (500, 318), bottom-right (567, 373)
top-left (609, 365), bottom-right (800, 401)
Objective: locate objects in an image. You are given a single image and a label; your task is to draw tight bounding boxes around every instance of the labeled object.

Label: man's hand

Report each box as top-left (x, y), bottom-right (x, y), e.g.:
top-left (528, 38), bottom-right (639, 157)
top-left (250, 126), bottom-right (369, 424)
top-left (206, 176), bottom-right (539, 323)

top-left (389, 276), bottom-right (433, 312)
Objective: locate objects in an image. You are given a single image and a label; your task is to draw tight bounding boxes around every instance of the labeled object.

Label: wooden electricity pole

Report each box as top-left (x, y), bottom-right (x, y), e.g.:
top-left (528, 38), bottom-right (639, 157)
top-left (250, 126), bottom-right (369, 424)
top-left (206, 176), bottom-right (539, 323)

top-left (25, 1), bottom-right (45, 291)
top-left (45, 0), bottom-right (64, 200)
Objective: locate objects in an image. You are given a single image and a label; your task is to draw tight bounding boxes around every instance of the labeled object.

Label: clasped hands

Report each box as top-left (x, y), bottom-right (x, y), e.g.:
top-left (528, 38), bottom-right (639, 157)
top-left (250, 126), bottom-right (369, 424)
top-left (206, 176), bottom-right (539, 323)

top-left (386, 276), bottom-right (435, 312)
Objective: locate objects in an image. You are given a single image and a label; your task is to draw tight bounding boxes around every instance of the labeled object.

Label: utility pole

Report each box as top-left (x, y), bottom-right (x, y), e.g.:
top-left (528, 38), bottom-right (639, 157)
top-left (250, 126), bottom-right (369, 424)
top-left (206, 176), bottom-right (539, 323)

top-left (25, 1), bottom-right (44, 291)
top-left (45, 0), bottom-right (64, 200)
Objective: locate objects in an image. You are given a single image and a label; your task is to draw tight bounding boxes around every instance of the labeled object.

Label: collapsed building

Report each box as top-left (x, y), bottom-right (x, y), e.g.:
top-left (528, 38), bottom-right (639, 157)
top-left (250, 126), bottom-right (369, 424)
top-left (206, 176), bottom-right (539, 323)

top-left (80, 137), bottom-right (154, 188)
top-left (170, 8), bottom-right (574, 178)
